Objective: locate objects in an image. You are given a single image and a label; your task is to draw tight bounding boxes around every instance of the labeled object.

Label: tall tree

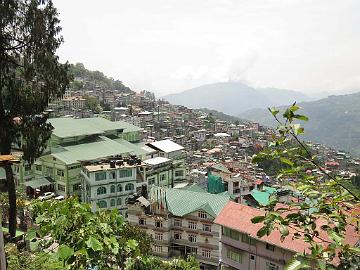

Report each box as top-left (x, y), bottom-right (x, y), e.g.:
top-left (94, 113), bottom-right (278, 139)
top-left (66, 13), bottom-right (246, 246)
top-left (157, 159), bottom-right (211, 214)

top-left (0, 0), bottom-right (70, 238)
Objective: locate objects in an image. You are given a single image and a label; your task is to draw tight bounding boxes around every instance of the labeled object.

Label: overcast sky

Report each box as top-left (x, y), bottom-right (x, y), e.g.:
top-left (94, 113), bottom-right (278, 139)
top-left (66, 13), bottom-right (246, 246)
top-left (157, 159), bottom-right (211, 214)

top-left (53, 0), bottom-right (360, 96)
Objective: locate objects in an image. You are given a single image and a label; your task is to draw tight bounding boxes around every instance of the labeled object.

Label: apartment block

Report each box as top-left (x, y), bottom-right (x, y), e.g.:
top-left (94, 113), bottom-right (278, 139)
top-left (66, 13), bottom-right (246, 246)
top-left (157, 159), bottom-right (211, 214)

top-left (127, 187), bottom-right (232, 270)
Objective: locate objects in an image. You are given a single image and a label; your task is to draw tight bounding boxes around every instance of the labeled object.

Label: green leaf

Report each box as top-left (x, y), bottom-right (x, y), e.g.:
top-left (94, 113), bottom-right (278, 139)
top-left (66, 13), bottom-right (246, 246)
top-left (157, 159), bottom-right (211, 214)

top-left (86, 236), bottom-right (103, 251)
top-left (293, 114), bottom-right (309, 121)
top-left (257, 226), bottom-right (269, 238)
top-left (58, 245), bottom-right (74, 260)
top-left (280, 157), bottom-right (294, 166)
top-left (328, 230), bottom-right (343, 244)
top-left (279, 225), bottom-right (289, 236)
top-left (293, 124), bottom-right (304, 135)
top-left (290, 105), bottom-right (300, 112)
top-left (251, 215), bottom-right (265, 223)
top-left (127, 239), bottom-right (139, 250)
top-left (268, 107), bottom-right (280, 116)
top-left (29, 241), bottom-right (39, 252)
top-left (285, 256), bottom-right (310, 270)
top-left (25, 229), bottom-right (36, 241)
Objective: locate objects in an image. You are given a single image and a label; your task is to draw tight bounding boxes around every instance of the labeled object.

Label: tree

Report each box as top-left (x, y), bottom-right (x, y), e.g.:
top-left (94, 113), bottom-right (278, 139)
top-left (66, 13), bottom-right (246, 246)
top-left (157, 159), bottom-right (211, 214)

top-left (252, 104), bottom-right (360, 269)
top-left (84, 95), bottom-right (100, 113)
top-left (0, 0), bottom-right (70, 238)
top-left (7, 198), bottom-right (200, 269)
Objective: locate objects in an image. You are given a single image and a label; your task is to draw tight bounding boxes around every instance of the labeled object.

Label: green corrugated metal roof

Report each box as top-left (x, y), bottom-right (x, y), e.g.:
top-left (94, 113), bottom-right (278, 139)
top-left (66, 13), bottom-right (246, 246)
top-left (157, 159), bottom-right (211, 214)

top-left (24, 176), bottom-right (53, 189)
top-left (151, 187), bottom-right (231, 218)
top-left (52, 136), bottom-right (133, 164)
top-left (211, 164), bottom-right (231, 174)
top-left (179, 184), bottom-right (206, 193)
top-left (251, 187), bottom-right (277, 206)
top-left (48, 117), bottom-right (142, 139)
top-left (112, 138), bottom-right (147, 156)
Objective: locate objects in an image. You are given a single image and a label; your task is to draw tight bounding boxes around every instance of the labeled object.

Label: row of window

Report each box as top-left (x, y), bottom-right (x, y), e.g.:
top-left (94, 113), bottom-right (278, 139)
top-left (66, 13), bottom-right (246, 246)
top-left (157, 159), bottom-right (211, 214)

top-left (223, 227), bottom-right (256, 246)
top-left (95, 169), bottom-right (132, 181)
top-left (96, 183), bottom-right (134, 195)
top-left (152, 245), bottom-right (211, 258)
top-left (226, 249), bottom-right (279, 270)
top-left (97, 198), bottom-right (123, 208)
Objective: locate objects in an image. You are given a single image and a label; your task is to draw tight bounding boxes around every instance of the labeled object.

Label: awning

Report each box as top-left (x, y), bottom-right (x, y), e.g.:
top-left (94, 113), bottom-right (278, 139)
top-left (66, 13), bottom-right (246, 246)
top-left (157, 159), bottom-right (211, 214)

top-left (24, 176), bottom-right (54, 189)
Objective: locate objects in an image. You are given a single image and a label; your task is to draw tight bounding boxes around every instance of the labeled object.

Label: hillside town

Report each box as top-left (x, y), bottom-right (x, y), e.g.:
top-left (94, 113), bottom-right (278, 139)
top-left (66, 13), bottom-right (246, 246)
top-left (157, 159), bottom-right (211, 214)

top-left (1, 82), bottom-right (359, 270)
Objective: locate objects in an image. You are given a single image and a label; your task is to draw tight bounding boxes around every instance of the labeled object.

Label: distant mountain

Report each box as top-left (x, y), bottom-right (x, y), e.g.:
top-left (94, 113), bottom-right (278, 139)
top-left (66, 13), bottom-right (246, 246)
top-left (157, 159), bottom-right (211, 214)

top-left (195, 108), bottom-right (245, 123)
top-left (240, 92), bottom-right (360, 156)
top-left (163, 82), bottom-right (310, 115)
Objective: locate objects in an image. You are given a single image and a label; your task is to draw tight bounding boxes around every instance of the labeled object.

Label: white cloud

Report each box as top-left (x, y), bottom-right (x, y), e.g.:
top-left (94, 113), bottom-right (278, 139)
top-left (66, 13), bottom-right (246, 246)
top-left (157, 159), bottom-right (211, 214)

top-left (53, 0), bottom-right (360, 95)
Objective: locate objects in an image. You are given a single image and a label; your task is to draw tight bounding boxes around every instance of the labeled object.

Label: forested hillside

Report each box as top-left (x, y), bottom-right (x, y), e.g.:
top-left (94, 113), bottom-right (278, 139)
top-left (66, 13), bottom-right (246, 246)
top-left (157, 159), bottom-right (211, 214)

top-left (241, 92), bottom-right (360, 156)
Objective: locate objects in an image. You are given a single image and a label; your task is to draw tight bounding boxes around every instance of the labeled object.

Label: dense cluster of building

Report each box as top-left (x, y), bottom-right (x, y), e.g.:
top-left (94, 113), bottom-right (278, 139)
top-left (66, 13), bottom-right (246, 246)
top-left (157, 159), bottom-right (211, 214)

top-left (1, 86), bottom-right (359, 270)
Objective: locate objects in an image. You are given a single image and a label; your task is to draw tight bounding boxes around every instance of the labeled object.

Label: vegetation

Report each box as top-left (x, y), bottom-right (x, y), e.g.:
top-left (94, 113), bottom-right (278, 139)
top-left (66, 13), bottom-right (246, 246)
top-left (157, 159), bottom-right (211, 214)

top-left (252, 104), bottom-right (360, 269)
top-left (0, 0), bottom-right (71, 238)
top-left (69, 63), bottom-right (133, 93)
top-left (84, 95), bottom-right (101, 113)
top-left (242, 92), bottom-right (360, 156)
top-left (5, 198), bottom-right (199, 270)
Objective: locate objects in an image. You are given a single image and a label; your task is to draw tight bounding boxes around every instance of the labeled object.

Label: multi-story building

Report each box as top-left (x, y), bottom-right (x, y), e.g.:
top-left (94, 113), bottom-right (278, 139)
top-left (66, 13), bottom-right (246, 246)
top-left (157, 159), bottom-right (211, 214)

top-left (127, 187), bottom-right (232, 270)
top-left (81, 157), bottom-right (145, 215)
top-left (146, 139), bottom-right (187, 183)
top-left (61, 96), bottom-right (86, 110)
top-left (214, 201), bottom-right (360, 270)
top-left (19, 117), bottom-right (144, 197)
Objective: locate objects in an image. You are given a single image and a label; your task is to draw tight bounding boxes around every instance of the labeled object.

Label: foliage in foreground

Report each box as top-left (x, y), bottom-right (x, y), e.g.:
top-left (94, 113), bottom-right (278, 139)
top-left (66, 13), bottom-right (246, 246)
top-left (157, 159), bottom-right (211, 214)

top-left (252, 104), bottom-right (360, 270)
top-left (5, 197), bottom-right (199, 270)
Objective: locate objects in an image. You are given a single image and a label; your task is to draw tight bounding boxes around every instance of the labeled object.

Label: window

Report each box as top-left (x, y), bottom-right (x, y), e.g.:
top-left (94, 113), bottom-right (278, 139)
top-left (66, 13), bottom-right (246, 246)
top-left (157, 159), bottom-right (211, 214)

top-left (139, 218), bottom-right (146, 226)
top-left (45, 166), bottom-right (53, 176)
top-left (266, 243), bottom-right (275, 252)
top-left (119, 169), bottom-right (132, 178)
top-left (97, 200), bottom-right (107, 208)
top-left (110, 185), bottom-right (115, 193)
top-left (266, 262), bottom-right (279, 270)
top-left (35, 165), bottom-right (42, 171)
top-left (175, 170), bottom-right (184, 177)
top-left (117, 198), bottom-right (122, 206)
top-left (188, 221), bottom-right (197, 230)
top-left (223, 227), bottom-right (240, 240)
top-left (154, 232), bottom-right (163, 241)
top-left (148, 177), bottom-right (155, 185)
top-left (160, 173), bottom-right (166, 181)
top-left (97, 186), bottom-right (106, 195)
top-left (24, 164), bottom-right (31, 171)
top-left (202, 249), bottom-right (211, 258)
top-left (117, 184), bottom-right (122, 192)
top-left (155, 221), bottom-right (163, 228)
top-left (95, 172), bottom-right (106, 181)
top-left (73, 183), bottom-right (81, 191)
top-left (188, 234), bottom-right (197, 243)
top-left (203, 224), bottom-right (211, 232)
top-left (57, 169), bottom-right (64, 177)
top-left (188, 247), bottom-right (197, 254)
top-left (227, 249), bottom-right (242, 263)
top-left (110, 199), bottom-right (115, 207)
top-left (125, 183), bottom-right (134, 191)
top-left (198, 211), bottom-right (207, 219)
top-left (174, 232), bottom-right (181, 240)
top-left (109, 171), bottom-right (116, 179)
top-left (174, 219), bottom-right (182, 227)
top-left (153, 245), bottom-right (162, 253)
top-left (57, 184), bottom-right (65, 192)
top-left (250, 255), bottom-right (255, 260)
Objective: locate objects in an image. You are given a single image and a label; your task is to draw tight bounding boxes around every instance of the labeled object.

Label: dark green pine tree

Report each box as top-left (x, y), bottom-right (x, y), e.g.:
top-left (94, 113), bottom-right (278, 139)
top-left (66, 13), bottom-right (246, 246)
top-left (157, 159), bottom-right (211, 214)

top-left (0, 0), bottom-right (70, 238)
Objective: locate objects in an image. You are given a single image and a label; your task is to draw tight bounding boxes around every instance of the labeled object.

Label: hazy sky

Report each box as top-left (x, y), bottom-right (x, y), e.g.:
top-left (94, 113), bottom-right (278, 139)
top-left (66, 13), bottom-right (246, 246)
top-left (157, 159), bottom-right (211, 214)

top-left (53, 0), bottom-right (360, 96)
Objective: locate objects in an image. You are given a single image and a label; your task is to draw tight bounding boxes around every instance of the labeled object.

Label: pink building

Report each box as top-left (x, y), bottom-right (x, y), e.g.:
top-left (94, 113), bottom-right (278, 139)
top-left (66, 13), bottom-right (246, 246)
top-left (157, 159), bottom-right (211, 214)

top-left (214, 201), bottom-right (359, 270)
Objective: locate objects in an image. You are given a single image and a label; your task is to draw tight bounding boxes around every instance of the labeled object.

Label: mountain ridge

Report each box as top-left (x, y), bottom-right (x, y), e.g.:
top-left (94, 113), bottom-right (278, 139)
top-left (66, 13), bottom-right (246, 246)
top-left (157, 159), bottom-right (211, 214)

top-left (240, 91), bottom-right (360, 156)
top-left (163, 81), bottom-right (310, 115)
